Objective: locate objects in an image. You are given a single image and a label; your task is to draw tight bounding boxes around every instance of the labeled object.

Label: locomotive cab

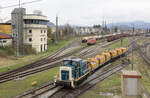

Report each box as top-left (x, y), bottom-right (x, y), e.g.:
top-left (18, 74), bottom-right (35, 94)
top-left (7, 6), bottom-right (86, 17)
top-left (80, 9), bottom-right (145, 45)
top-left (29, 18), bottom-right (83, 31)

top-left (55, 57), bottom-right (90, 88)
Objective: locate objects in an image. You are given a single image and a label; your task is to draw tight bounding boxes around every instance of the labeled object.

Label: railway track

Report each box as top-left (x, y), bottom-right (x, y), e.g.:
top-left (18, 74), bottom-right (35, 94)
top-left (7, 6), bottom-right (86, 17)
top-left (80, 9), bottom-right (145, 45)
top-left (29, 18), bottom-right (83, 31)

top-left (50, 62), bottom-right (129, 98)
top-left (134, 43), bottom-right (150, 67)
top-left (0, 39), bottom-right (78, 73)
top-left (0, 38), bottom-right (124, 83)
top-left (0, 46), bottom-right (88, 83)
top-left (132, 43), bottom-right (150, 97)
top-left (15, 81), bottom-right (56, 98)
top-left (50, 44), bottom-right (138, 98)
top-left (0, 39), bottom-right (84, 83)
top-left (78, 38), bottom-right (125, 59)
top-left (16, 61), bottom-right (129, 98)
top-left (0, 36), bottom-right (141, 85)
top-left (15, 37), bottom-right (141, 98)
top-left (0, 39), bottom-right (106, 83)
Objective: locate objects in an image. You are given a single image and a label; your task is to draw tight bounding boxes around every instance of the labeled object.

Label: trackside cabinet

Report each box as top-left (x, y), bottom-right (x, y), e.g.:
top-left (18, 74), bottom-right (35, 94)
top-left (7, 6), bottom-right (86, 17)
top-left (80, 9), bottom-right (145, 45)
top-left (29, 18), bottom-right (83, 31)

top-left (121, 70), bottom-right (142, 97)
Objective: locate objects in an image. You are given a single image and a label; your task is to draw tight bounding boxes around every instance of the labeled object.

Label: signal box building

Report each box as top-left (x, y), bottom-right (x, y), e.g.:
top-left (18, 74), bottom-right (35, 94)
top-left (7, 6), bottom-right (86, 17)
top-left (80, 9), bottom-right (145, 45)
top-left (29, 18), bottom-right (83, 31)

top-left (23, 14), bottom-right (48, 52)
top-left (11, 8), bottom-right (49, 53)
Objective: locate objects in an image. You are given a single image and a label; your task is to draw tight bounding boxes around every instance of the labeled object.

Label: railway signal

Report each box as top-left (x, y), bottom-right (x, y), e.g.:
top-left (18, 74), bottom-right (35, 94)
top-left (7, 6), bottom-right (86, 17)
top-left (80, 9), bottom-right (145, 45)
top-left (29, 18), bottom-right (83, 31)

top-left (127, 57), bottom-right (131, 63)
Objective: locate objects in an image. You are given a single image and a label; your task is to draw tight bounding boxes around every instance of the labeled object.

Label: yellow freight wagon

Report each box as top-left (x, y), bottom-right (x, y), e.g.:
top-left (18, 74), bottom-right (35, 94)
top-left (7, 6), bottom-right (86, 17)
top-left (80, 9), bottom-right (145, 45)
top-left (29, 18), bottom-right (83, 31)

top-left (116, 48), bottom-right (123, 56)
top-left (87, 58), bottom-right (99, 70)
top-left (120, 47), bottom-right (127, 54)
top-left (95, 55), bottom-right (105, 65)
top-left (109, 50), bottom-right (118, 58)
top-left (102, 52), bottom-right (111, 62)
top-left (0, 23), bottom-right (12, 35)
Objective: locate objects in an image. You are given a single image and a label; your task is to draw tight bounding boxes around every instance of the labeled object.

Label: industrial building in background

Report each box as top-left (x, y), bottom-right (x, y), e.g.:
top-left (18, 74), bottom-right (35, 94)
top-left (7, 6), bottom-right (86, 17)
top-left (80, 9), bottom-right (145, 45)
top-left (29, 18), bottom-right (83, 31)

top-left (11, 8), bottom-right (49, 55)
top-left (0, 23), bottom-right (12, 35)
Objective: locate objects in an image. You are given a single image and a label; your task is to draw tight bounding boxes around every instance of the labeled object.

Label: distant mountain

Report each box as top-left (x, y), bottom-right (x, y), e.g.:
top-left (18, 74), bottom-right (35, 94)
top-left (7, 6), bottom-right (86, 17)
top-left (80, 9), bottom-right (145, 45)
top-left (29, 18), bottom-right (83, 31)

top-left (107, 21), bottom-right (150, 30)
top-left (5, 20), bottom-right (11, 23)
top-left (47, 22), bottom-right (55, 27)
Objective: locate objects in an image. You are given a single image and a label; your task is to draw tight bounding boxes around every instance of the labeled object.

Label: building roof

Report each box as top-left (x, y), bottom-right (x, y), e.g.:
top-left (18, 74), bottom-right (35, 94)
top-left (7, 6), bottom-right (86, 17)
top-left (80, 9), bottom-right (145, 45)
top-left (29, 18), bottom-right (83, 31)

top-left (0, 23), bottom-right (11, 25)
top-left (24, 14), bottom-right (49, 21)
top-left (0, 32), bottom-right (12, 39)
top-left (122, 70), bottom-right (141, 78)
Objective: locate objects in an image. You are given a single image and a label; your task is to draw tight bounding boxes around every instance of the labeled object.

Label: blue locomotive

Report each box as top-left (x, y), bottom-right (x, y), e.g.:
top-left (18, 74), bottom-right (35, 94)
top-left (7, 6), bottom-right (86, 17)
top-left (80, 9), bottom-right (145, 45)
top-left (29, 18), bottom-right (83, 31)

top-left (54, 57), bottom-right (90, 88)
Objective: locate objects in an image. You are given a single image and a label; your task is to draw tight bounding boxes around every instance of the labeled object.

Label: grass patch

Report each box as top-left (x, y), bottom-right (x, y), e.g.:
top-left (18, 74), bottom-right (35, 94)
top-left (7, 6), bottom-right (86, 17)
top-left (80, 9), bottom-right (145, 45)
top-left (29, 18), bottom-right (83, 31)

top-left (81, 42), bottom-right (87, 47)
top-left (109, 38), bottom-right (129, 49)
top-left (79, 73), bottom-right (121, 98)
top-left (0, 39), bottom-right (73, 73)
top-left (0, 67), bottom-right (59, 98)
top-left (0, 46), bottom-right (14, 57)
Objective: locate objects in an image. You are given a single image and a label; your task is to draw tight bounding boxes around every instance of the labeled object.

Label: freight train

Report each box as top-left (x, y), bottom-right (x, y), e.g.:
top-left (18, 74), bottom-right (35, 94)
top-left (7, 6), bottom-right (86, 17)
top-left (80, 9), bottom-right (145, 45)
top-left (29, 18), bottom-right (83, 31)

top-left (82, 33), bottom-right (130, 43)
top-left (54, 47), bottom-right (127, 88)
top-left (106, 33), bottom-right (129, 42)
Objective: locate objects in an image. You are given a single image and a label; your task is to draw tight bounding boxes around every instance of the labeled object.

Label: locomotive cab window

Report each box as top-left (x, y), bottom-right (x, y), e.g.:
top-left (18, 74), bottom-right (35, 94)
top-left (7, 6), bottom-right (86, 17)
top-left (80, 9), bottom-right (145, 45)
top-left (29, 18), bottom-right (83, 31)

top-left (63, 60), bottom-right (71, 66)
top-left (72, 61), bottom-right (78, 66)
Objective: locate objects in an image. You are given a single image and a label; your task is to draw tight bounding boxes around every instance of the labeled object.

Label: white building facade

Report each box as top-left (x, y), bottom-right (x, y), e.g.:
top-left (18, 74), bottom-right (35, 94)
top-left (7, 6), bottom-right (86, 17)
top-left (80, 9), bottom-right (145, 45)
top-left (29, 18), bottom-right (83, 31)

top-left (23, 14), bottom-right (49, 52)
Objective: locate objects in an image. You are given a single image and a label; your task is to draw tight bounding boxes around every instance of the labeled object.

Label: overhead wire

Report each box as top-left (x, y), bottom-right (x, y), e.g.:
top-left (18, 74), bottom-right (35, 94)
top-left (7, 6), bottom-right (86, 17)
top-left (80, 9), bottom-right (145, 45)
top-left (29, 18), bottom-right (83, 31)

top-left (0, 0), bottom-right (42, 9)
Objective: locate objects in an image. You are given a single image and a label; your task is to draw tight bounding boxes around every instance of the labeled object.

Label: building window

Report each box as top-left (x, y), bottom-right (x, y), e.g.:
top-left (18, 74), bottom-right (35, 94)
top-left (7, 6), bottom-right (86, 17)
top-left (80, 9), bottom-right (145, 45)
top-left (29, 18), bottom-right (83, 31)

top-left (31, 20), bottom-right (34, 24)
top-left (24, 19), bottom-right (48, 25)
top-left (44, 38), bottom-right (46, 40)
top-left (29, 30), bottom-right (32, 33)
top-left (3, 40), bottom-right (7, 43)
top-left (41, 38), bottom-right (43, 41)
top-left (29, 38), bottom-right (32, 42)
top-left (41, 30), bottom-right (43, 33)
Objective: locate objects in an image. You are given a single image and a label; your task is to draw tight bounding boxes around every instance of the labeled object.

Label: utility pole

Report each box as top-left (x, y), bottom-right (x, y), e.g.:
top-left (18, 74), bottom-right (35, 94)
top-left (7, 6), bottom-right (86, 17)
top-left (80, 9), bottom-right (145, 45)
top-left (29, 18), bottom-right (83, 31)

top-left (19, 0), bottom-right (21, 8)
top-left (121, 33), bottom-right (123, 47)
top-left (55, 15), bottom-right (58, 45)
top-left (112, 22), bottom-right (114, 33)
top-left (67, 24), bottom-right (70, 39)
top-left (105, 20), bottom-right (107, 33)
top-left (16, 0), bottom-right (25, 56)
top-left (16, 0), bottom-right (21, 57)
top-left (131, 24), bottom-right (135, 70)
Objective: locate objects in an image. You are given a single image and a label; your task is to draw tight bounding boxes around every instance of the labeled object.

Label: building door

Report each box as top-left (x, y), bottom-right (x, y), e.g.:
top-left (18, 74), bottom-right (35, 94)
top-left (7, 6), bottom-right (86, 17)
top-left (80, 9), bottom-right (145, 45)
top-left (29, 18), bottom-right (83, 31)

top-left (41, 44), bottom-right (43, 52)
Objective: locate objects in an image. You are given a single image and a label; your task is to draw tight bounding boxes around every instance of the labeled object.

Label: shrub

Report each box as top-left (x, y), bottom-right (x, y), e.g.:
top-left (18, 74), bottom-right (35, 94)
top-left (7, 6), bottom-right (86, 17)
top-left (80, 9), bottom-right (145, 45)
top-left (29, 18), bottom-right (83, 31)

top-left (0, 46), bottom-right (14, 57)
top-left (24, 45), bottom-right (36, 55)
top-left (0, 51), bottom-right (7, 58)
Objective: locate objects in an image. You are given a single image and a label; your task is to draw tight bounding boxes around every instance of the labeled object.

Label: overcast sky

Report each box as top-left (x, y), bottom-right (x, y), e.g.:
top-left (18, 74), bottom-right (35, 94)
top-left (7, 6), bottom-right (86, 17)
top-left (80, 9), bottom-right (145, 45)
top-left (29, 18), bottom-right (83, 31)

top-left (0, 0), bottom-right (150, 26)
